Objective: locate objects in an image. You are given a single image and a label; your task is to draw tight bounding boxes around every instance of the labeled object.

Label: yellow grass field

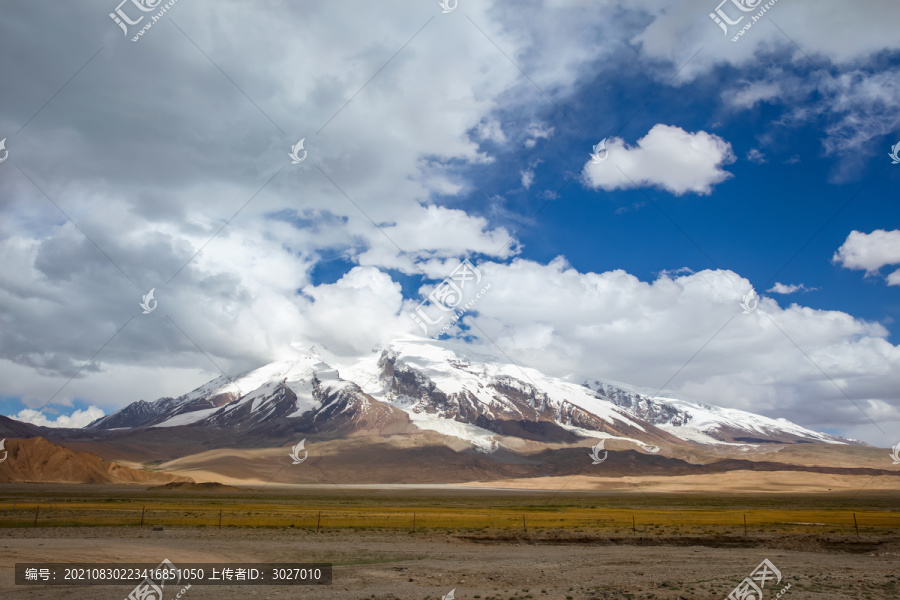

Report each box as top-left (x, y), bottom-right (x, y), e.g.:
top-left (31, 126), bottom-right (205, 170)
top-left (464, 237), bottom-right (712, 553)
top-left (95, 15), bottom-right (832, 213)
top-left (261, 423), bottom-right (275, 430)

top-left (1, 495), bottom-right (898, 535)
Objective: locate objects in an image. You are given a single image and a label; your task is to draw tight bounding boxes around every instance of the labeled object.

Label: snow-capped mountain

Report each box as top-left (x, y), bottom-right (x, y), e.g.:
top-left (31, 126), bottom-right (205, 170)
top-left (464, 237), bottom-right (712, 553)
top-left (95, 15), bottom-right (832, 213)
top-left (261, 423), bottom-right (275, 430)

top-left (86, 338), bottom-right (852, 451)
top-left (87, 353), bottom-right (411, 438)
top-left (581, 380), bottom-right (845, 446)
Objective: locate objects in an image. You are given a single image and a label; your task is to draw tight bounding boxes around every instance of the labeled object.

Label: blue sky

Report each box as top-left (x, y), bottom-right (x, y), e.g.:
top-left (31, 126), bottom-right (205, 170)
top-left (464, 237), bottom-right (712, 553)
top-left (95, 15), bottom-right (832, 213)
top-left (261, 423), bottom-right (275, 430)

top-left (394, 53), bottom-right (900, 342)
top-left (1, 0), bottom-right (899, 444)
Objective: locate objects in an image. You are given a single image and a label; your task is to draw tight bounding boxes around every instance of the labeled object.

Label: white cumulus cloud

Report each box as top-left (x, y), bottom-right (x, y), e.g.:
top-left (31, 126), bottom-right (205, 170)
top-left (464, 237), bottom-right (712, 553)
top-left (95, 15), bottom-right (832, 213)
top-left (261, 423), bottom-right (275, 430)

top-left (582, 125), bottom-right (736, 196)
top-left (13, 406), bottom-right (105, 429)
top-left (833, 230), bottom-right (900, 285)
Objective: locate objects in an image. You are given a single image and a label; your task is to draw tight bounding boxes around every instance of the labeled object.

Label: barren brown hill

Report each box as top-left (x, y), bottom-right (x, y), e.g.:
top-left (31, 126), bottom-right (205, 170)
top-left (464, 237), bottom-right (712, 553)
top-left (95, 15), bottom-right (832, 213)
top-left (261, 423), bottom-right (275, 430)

top-left (152, 435), bottom-right (900, 487)
top-left (0, 437), bottom-right (193, 485)
top-left (147, 481), bottom-right (245, 492)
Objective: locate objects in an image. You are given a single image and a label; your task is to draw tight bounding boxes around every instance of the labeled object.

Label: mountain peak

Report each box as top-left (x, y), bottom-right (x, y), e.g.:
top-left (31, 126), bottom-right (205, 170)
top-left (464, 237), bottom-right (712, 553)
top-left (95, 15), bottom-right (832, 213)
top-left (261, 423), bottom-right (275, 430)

top-left (83, 338), bottom-right (851, 451)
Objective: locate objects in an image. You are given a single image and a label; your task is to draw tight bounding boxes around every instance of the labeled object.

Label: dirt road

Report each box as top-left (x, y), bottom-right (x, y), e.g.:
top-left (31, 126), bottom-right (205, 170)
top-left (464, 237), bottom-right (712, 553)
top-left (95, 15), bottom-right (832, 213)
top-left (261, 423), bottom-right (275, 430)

top-left (1, 527), bottom-right (897, 599)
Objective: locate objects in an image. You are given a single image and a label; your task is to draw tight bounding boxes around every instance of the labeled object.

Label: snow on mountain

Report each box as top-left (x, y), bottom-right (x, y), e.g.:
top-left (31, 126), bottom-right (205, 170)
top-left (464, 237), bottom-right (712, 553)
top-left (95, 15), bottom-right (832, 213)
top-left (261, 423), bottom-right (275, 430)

top-left (581, 379), bottom-right (846, 445)
top-left (85, 337), bottom-right (851, 449)
top-left (153, 406), bottom-right (219, 428)
top-left (346, 337), bottom-right (658, 450)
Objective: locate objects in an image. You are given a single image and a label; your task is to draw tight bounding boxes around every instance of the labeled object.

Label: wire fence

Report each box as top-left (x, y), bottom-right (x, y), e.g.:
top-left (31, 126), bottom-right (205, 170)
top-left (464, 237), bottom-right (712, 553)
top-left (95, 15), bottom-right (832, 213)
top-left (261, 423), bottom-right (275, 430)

top-left (1, 502), bottom-right (898, 535)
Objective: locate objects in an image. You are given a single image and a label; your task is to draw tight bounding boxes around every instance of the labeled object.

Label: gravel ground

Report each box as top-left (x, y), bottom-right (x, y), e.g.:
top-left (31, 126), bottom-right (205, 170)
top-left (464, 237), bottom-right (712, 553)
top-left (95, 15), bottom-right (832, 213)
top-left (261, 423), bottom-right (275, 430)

top-left (1, 527), bottom-right (898, 600)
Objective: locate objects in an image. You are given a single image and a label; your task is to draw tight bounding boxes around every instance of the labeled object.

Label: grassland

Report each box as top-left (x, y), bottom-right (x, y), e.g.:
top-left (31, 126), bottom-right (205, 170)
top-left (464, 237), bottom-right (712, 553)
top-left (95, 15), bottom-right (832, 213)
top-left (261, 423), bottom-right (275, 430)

top-left (1, 484), bottom-right (898, 536)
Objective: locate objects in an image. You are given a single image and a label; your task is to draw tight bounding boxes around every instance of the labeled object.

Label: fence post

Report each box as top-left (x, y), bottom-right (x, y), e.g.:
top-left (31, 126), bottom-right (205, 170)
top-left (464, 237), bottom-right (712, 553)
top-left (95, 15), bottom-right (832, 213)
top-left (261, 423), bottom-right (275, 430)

top-left (34, 505), bottom-right (39, 528)
top-left (853, 513), bottom-right (859, 537)
top-left (632, 515), bottom-right (636, 536)
top-left (316, 511), bottom-right (321, 533)
top-left (140, 506), bottom-right (145, 529)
